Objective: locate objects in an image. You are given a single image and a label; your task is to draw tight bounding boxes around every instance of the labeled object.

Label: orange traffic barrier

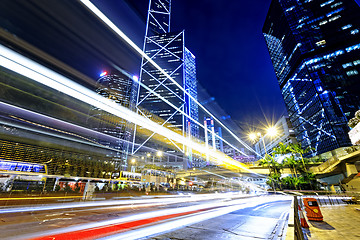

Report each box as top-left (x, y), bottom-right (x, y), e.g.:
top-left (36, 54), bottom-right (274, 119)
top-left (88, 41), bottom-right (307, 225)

top-left (303, 197), bottom-right (323, 221)
top-left (298, 205), bottom-right (309, 228)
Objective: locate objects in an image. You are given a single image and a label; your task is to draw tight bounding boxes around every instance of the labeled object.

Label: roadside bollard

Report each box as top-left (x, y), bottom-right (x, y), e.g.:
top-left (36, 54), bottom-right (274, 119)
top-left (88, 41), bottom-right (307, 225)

top-left (298, 205), bottom-right (309, 228)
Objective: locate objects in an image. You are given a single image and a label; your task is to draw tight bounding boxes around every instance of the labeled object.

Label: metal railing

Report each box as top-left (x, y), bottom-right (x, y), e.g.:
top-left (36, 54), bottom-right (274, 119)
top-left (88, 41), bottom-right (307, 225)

top-left (293, 196), bottom-right (305, 240)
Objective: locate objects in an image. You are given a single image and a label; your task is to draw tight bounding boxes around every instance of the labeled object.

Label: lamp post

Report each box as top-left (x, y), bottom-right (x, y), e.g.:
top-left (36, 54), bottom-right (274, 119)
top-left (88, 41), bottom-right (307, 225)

top-left (131, 158), bottom-right (136, 172)
top-left (156, 151), bottom-right (163, 162)
top-left (147, 151), bottom-right (163, 166)
top-left (249, 126), bottom-right (278, 157)
top-left (249, 126), bottom-right (278, 192)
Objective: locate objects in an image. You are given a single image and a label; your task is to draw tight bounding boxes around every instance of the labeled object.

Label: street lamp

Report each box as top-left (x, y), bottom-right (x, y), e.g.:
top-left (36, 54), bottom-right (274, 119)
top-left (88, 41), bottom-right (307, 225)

top-left (249, 126), bottom-right (278, 156)
top-left (266, 126), bottom-right (278, 138)
top-left (156, 151), bottom-right (163, 157)
top-left (249, 133), bottom-right (258, 142)
top-left (249, 126), bottom-right (278, 192)
top-left (156, 151), bottom-right (163, 162)
top-left (131, 158), bottom-right (136, 172)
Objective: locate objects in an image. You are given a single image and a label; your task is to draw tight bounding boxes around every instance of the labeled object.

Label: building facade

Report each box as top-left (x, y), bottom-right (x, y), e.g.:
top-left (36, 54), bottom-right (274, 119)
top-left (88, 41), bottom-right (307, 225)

top-left (263, 0), bottom-right (360, 156)
top-left (133, 0), bottom-right (199, 169)
top-left (88, 71), bottom-right (137, 170)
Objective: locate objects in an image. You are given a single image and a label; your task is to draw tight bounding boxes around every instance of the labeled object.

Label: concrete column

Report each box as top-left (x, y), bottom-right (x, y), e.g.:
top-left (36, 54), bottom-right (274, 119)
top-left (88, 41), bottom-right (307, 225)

top-left (330, 185), bottom-right (336, 193)
top-left (345, 163), bottom-right (358, 178)
top-left (53, 177), bottom-right (60, 191)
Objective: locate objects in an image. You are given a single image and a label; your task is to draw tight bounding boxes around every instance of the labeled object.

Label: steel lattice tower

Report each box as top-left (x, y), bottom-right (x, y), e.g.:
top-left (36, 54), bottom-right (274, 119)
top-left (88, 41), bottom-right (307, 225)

top-left (132, 0), bottom-right (199, 169)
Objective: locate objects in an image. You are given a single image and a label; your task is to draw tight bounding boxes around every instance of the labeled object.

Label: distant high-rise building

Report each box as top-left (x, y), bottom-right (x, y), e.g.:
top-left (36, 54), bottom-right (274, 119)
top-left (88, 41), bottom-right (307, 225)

top-left (88, 71), bottom-right (137, 170)
top-left (203, 118), bottom-right (223, 152)
top-left (263, 0), bottom-right (360, 156)
top-left (133, 0), bottom-right (199, 169)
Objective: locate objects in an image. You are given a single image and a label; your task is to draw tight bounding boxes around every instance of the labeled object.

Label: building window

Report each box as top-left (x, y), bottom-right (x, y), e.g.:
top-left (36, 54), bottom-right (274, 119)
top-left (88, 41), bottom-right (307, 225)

top-left (342, 24), bottom-right (352, 30)
top-left (342, 62), bottom-right (354, 68)
top-left (346, 70), bottom-right (359, 76)
top-left (351, 29), bottom-right (359, 35)
top-left (353, 60), bottom-right (360, 66)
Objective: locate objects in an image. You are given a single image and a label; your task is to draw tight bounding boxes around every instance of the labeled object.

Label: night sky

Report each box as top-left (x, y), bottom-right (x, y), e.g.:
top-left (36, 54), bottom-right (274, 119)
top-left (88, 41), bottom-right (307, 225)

top-left (120, 0), bottom-right (288, 129)
top-left (171, 0), bottom-right (286, 129)
top-left (96, 0), bottom-right (360, 130)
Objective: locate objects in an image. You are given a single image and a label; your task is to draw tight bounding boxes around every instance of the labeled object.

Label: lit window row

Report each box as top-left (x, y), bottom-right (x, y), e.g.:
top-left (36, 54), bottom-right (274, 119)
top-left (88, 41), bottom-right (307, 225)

top-left (329, 15), bottom-right (341, 22)
top-left (320, 0), bottom-right (335, 7)
top-left (342, 24), bottom-right (352, 30)
top-left (354, 60), bottom-right (360, 65)
top-left (326, 7), bottom-right (344, 17)
top-left (342, 62), bottom-right (353, 68)
top-left (305, 49), bottom-right (344, 65)
top-left (346, 70), bottom-right (358, 76)
top-left (331, 2), bottom-right (343, 8)
top-left (342, 60), bottom-right (360, 68)
top-left (346, 43), bottom-right (360, 52)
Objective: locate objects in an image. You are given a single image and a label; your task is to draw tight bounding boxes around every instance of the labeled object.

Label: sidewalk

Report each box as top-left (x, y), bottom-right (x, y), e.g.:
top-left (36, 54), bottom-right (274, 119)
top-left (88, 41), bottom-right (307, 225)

top-left (304, 205), bottom-right (360, 240)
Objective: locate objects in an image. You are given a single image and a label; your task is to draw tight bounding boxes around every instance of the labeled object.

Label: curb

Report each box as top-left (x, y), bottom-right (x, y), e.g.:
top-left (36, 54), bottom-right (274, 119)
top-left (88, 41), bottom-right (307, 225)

top-left (285, 197), bottom-right (295, 240)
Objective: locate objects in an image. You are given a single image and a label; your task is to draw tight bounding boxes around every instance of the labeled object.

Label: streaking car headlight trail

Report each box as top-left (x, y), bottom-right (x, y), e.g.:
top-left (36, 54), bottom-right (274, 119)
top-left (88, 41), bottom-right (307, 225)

top-left (21, 195), bottom-right (284, 240)
top-left (0, 44), bottom-right (259, 174)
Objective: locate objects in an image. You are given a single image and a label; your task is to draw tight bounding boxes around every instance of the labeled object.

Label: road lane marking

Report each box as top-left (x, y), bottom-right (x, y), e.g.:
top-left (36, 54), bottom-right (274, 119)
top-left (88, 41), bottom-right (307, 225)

top-left (253, 204), bottom-right (271, 211)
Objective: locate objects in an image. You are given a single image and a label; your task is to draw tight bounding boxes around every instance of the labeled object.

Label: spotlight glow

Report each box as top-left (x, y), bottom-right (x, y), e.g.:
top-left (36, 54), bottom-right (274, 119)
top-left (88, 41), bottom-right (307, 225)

top-left (132, 75), bottom-right (139, 81)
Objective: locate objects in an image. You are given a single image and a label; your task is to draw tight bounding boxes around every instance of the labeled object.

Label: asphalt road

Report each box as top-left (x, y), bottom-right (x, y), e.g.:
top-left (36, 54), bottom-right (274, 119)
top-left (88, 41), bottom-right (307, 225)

top-left (0, 193), bottom-right (292, 240)
top-left (151, 198), bottom-right (292, 240)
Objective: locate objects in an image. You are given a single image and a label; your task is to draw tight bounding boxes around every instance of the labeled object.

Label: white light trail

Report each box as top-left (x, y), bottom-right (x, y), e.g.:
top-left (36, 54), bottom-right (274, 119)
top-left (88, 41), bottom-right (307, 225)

top-left (99, 203), bottom-right (255, 240)
top-left (0, 181), bottom-right (243, 214)
top-left (17, 194), bottom-right (261, 239)
top-left (79, 0), bottom-right (259, 157)
top-left (0, 44), bottom-right (258, 173)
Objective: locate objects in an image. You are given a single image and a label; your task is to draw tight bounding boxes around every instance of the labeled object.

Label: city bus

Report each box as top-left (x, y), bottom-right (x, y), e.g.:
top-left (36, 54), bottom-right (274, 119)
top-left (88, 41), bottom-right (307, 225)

top-left (0, 159), bottom-right (47, 191)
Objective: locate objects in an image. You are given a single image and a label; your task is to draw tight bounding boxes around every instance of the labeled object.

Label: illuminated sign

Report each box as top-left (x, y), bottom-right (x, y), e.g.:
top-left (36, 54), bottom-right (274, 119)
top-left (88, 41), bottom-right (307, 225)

top-left (0, 160), bottom-right (46, 173)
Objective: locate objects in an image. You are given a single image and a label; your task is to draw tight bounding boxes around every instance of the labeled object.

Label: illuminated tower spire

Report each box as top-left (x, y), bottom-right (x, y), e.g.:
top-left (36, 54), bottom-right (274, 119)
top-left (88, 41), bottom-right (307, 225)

top-left (145, 0), bottom-right (171, 36)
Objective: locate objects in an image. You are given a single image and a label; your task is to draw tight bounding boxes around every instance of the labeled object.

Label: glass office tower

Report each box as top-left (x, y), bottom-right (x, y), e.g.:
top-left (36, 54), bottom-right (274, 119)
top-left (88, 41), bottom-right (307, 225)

top-left (88, 71), bottom-right (137, 169)
top-left (263, 0), bottom-right (360, 156)
top-left (133, 0), bottom-right (199, 169)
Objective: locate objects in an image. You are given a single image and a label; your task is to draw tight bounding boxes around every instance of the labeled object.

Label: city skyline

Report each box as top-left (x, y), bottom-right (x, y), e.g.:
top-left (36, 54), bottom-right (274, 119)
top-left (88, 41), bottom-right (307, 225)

top-left (93, 0), bottom-right (289, 129)
top-left (0, 2), bottom-right (359, 238)
top-left (92, 0), bottom-right (360, 129)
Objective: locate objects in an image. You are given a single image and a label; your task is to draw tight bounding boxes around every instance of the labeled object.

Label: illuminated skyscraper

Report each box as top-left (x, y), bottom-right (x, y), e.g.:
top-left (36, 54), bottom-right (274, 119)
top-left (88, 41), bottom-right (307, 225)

top-left (263, 0), bottom-right (360, 156)
top-left (89, 71), bottom-right (137, 169)
top-left (133, 0), bottom-right (199, 169)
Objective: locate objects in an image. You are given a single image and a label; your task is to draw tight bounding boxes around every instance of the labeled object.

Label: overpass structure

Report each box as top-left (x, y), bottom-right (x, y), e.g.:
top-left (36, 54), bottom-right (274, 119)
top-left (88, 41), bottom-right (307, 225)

top-left (177, 149), bottom-right (360, 191)
top-left (175, 166), bottom-right (292, 180)
top-left (309, 149), bottom-right (360, 188)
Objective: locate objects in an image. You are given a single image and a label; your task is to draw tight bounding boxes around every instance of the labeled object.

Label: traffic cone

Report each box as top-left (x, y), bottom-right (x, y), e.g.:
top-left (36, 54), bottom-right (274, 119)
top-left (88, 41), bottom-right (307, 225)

top-left (298, 205), bottom-right (309, 228)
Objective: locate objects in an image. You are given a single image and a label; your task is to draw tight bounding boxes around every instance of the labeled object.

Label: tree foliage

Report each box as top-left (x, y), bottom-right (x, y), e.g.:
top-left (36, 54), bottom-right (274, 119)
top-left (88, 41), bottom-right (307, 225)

top-left (261, 142), bottom-right (318, 190)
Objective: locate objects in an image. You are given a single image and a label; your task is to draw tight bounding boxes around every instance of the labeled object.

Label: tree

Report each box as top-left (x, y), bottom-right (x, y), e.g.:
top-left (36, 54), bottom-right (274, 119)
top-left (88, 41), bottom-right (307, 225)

top-left (289, 143), bottom-right (313, 170)
top-left (260, 153), bottom-right (283, 190)
top-left (273, 142), bottom-right (290, 155)
top-left (283, 155), bottom-right (299, 179)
